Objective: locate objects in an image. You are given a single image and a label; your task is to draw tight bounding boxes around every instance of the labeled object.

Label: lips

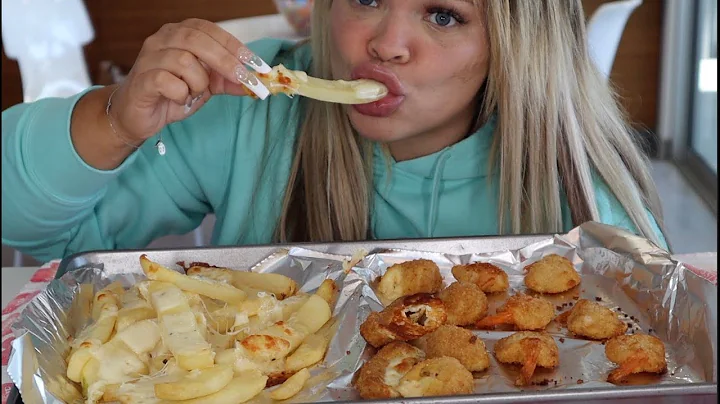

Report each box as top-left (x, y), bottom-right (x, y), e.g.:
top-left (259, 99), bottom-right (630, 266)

top-left (350, 63), bottom-right (406, 117)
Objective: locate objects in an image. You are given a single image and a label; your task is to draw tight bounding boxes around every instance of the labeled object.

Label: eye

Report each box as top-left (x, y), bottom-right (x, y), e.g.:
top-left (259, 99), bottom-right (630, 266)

top-left (427, 8), bottom-right (463, 27)
top-left (355, 0), bottom-right (378, 6)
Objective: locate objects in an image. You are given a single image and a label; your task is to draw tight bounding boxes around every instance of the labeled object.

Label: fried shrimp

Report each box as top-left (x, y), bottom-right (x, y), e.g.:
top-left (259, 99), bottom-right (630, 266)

top-left (475, 294), bottom-right (555, 330)
top-left (354, 341), bottom-right (426, 399)
top-left (605, 334), bottom-right (667, 384)
top-left (524, 254), bottom-right (581, 294)
top-left (557, 299), bottom-right (627, 340)
top-left (437, 282), bottom-right (488, 326)
top-left (360, 293), bottom-right (447, 348)
top-left (451, 262), bottom-right (509, 293)
top-left (494, 331), bottom-right (559, 386)
top-left (414, 325), bottom-right (490, 372)
top-left (377, 259), bottom-right (444, 305)
top-left (396, 357), bottom-right (474, 397)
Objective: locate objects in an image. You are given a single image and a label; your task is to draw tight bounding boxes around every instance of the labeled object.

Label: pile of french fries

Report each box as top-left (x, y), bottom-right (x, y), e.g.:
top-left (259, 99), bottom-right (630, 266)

top-left (64, 255), bottom-right (339, 404)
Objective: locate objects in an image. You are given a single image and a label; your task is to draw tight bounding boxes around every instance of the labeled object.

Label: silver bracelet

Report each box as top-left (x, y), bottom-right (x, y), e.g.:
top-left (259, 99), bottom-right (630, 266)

top-left (105, 87), bottom-right (166, 156)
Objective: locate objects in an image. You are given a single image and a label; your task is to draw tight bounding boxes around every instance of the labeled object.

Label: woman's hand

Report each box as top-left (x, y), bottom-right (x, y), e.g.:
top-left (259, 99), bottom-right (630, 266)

top-left (108, 18), bottom-right (272, 143)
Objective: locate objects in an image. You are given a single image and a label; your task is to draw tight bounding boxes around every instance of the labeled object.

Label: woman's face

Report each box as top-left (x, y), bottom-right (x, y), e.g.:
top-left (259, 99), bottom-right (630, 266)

top-left (330, 0), bottom-right (489, 161)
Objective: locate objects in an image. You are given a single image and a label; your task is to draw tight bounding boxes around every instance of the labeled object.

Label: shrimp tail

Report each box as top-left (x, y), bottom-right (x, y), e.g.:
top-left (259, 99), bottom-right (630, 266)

top-left (607, 354), bottom-right (647, 384)
top-left (516, 338), bottom-right (541, 386)
top-left (475, 311), bottom-right (514, 329)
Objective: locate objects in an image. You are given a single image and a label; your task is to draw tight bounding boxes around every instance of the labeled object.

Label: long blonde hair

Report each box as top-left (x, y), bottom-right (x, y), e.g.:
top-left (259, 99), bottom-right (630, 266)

top-left (277, 0), bottom-right (665, 246)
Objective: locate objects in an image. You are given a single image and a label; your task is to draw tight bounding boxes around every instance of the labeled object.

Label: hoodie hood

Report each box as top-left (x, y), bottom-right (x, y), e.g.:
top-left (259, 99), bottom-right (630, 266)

top-left (371, 116), bottom-right (500, 240)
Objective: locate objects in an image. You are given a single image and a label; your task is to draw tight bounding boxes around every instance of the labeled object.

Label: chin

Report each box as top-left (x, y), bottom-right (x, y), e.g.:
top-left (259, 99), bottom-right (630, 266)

top-left (347, 108), bottom-right (407, 144)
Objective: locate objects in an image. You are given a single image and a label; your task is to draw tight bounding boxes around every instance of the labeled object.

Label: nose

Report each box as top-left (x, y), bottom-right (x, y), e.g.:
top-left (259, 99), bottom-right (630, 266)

top-left (367, 15), bottom-right (411, 64)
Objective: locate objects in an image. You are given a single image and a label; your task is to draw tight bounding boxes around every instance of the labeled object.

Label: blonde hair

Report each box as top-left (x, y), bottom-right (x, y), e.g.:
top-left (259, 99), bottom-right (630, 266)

top-left (277, 0), bottom-right (665, 246)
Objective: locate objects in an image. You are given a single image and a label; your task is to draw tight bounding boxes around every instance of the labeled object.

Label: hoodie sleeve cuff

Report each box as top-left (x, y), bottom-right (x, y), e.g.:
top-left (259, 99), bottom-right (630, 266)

top-left (21, 86), bottom-right (140, 204)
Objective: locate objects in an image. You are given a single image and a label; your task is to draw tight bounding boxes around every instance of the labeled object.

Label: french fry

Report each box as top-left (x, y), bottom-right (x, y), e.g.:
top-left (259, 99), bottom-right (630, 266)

top-left (154, 365), bottom-right (234, 400)
top-left (315, 279), bottom-right (340, 309)
top-left (92, 281), bottom-right (123, 320)
top-left (270, 368), bottom-right (311, 401)
top-left (113, 319), bottom-right (161, 355)
top-left (230, 271), bottom-right (298, 300)
top-left (186, 266), bottom-right (235, 283)
top-left (285, 334), bottom-right (330, 372)
top-left (140, 255), bottom-right (246, 305)
top-left (160, 311), bottom-right (215, 370)
top-left (147, 281), bottom-right (191, 316)
top-left (67, 340), bottom-right (100, 383)
top-left (289, 295), bottom-right (332, 335)
top-left (175, 370), bottom-right (268, 404)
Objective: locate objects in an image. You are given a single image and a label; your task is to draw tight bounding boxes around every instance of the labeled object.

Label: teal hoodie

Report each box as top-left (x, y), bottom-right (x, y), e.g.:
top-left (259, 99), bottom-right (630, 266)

top-left (1, 38), bottom-right (667, 263)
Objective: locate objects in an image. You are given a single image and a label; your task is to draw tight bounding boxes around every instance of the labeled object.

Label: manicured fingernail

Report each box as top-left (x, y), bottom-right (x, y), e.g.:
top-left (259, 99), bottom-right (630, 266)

top-left (236, 65), bottom-right (269, 99)
top-left (183, 93), bottom-right (204, 114)
top-left (238, 48), bottom-right (271, 74)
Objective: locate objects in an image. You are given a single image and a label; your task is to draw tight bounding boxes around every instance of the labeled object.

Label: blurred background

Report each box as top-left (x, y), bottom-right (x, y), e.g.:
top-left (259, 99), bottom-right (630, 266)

top-left (1, 0), bottom-right (716, 266)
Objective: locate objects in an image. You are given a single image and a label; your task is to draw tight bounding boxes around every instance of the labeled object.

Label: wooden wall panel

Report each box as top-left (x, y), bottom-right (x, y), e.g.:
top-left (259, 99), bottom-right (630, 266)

top-left (1, 0), bottom-right (664, 131)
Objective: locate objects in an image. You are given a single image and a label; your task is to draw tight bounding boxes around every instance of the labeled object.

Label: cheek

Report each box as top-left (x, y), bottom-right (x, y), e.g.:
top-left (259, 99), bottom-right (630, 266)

top-left (330, 6), bottom-right (371, 75)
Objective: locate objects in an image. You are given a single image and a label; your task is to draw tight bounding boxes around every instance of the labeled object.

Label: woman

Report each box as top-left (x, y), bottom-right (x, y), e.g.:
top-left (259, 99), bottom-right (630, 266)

top-left (1, 0), bottom-right (667, 263)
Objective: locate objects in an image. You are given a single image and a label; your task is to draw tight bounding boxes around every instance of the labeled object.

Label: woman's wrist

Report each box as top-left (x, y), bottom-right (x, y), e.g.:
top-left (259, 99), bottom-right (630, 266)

top-left (70, 86), bottom-right (141, 170)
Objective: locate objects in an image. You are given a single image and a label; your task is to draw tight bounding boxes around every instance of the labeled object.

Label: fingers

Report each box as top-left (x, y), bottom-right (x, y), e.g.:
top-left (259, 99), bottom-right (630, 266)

top-left (139, 69), bottom-right (190, 106)
top-left (142, 49), bottom-right (210, 97)
top-left (156, 20), bottom-right (270, 99)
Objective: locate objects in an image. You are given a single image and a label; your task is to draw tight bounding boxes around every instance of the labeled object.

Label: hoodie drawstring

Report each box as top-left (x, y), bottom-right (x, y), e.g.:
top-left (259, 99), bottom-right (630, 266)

top-left (427, 148), bottom-right (451, 237)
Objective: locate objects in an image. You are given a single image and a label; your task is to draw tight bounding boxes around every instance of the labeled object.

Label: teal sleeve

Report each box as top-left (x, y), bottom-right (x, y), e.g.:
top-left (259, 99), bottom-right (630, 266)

top-left (1, 38), bottom-right (308, 263)
top-left (592, 177), bottom-right (670, 251)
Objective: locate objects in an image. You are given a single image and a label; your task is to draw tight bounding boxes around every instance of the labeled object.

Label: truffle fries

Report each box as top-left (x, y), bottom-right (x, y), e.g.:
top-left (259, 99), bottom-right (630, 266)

top-left (65, 256), bottom-right (338, 404)
top-left (557, 299), bottom-right (627, 340)
top-left (360, 294), bottom-right (447, 348)
top-left (605, 334), bottom-right (667, 384)
top-left (494, 331), bottom-right (560, 386)
top-left (476, 294), bottom-right (555, 331)
top-left (524, 254), bottom-right (581, 294)
top-left (377, 259), bottom-right (444, 305)
top-left (451, 262), bottom-right (509, 293)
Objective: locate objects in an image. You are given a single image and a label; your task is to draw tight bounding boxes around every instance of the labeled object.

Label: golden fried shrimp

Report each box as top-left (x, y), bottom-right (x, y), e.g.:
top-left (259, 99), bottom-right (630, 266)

top-left (414, 325), bottom-right (490, 372)
top-left (451, 262), bottom-right (509, 293)
top-left (377, 259), bottom-right (444, 304)
top-left (396, 357), bottom-right (474, 398)
top-left (475, 294), bottom-right (555, 330)
top-left (524, 254), bottom-right (581, 294)
top-left (558, 299), bottom-right (627, 340)
top-left (605, 334), bottom-right (667, 384)
top-left (437, 282), bottom-right (488, 326)
top-left (494, 331), bottom-right (559, 386)
top-left (360, 294), bottom-right (447, 348)
top-left (354, 341), bottom-right (426, 399)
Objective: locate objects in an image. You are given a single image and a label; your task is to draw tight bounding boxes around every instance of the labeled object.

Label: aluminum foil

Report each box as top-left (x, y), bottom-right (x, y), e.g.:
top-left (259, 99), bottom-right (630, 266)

top-left (8, 222), bottom-right (718, 403)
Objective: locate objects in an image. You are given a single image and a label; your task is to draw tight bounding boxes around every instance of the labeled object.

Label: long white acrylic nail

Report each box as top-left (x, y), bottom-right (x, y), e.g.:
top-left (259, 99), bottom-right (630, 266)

top-left (238, 48), bottom-right (272, 74)
top-left (236, 65), bottom-right (270, 100)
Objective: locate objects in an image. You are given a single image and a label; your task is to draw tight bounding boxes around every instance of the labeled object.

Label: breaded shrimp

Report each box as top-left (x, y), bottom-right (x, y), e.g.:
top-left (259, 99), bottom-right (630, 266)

top-left (377, 259), bottom-right (444, 305)
top-left (437, 282), bottom-right (488, 326)
top-left (605, 334), bottom-right (667, 384)
top-left (475, 294), bottom-right (555, 331)
top-left (524, 254), bottom-right (581, 294)
top-left (451, 262), bottom-right (509, 293)
top-left (360, 294), bottom-right (447, 348)
top-left (396, 357), bottom-right (474, 397)
top-left (414, 325), bottom-right (490, 372)
top-left (354, 341), bottom-right (426, 399)
top-left (557, 299), bottom-right (627, 340)
top-left (494, 331), bottom-right (559, 386)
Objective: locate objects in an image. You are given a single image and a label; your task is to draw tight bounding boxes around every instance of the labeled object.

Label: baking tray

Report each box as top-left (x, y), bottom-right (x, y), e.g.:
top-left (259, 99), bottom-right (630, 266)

top-left (8, 233), bottom-right (718, 404)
